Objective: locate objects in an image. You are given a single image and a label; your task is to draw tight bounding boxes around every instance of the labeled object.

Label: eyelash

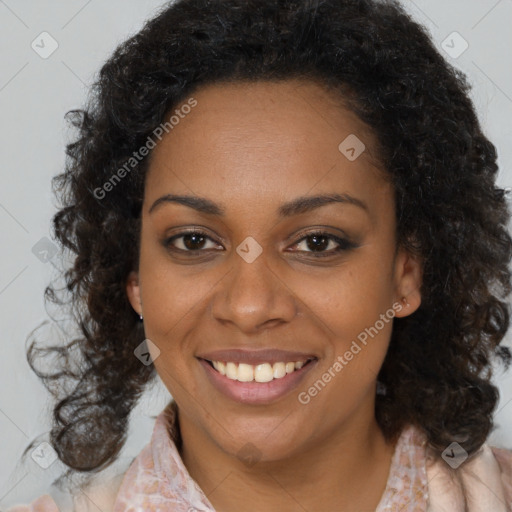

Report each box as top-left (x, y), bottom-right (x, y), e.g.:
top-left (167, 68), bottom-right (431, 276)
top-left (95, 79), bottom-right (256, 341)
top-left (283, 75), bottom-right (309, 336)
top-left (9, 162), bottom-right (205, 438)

top-left (163, 228), bottom-right (357, 258)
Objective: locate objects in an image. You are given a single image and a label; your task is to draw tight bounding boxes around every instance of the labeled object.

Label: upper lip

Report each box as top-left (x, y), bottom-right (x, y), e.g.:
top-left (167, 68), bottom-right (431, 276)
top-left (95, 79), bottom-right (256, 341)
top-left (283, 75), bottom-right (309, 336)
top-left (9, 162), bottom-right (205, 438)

top-left (197, 348), bottom-right (318, 365)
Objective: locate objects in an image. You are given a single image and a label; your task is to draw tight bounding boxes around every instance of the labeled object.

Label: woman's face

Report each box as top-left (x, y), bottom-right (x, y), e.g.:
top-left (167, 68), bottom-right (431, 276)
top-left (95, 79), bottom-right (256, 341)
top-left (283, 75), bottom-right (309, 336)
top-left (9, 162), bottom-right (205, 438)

top-left (127, 79), bottom-right (422, 461)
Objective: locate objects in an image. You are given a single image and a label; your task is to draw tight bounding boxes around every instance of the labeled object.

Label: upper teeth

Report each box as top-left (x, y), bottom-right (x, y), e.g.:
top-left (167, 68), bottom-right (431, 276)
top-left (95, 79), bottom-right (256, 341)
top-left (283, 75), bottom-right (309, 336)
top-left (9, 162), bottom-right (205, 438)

top-left (211, 360), bottom-right (307, 382)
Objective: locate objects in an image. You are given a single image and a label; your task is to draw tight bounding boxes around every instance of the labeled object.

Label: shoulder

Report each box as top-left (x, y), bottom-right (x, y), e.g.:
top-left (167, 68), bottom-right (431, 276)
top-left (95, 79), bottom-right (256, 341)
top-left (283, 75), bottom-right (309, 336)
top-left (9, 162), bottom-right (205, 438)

top-left (5, 494), bottom-right (60, 512)
top-left (491, 445), bottom-right (512, 504)
top-left (4, 471), bottom-right (125, 512)
top-left (425, 441), bottom-right (512, 511)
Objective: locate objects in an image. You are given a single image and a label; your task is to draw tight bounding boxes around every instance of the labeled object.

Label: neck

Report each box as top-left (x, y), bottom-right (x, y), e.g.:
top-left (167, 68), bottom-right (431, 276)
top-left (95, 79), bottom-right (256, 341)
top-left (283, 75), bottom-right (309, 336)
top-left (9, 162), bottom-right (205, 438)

top-left (178, 405), bottom-right (398, 512)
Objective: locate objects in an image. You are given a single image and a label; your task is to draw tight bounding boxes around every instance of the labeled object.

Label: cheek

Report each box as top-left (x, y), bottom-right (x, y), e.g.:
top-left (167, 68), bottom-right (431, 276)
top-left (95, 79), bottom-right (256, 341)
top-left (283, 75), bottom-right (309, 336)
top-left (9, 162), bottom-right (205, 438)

top-left (136, 237), bottom-right (216, 356)
top-left (137, 250), bottom-right (212, 398)
top-left (289, 254), bottom-right (396, 394)
top-left (293, 256), bottom-right (394, 339)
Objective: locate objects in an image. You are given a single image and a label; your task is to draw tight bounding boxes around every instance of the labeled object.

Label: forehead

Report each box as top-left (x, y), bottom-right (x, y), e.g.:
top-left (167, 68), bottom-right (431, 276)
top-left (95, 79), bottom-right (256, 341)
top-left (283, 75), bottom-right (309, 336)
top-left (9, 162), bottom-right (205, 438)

top-left (144, 79), bottom-right (392, 221)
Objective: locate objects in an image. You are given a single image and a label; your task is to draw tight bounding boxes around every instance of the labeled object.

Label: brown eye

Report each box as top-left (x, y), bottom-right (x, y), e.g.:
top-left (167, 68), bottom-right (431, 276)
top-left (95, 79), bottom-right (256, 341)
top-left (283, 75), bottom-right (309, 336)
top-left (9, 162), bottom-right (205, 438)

top-left (164, 230), bottom-right (222, 252)
top-left (181, 233), bottom-right (207, 250)
top-left (291, 231), bottom-right (357, 257)
top-left (301, 234), bottom-right (331, 252)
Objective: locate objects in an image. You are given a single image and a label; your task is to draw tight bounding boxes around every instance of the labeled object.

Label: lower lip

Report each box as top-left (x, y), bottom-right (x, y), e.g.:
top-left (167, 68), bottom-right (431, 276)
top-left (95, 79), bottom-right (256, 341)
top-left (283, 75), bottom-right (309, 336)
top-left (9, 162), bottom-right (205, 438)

top-left (198, 358), bottom-right (317, 405)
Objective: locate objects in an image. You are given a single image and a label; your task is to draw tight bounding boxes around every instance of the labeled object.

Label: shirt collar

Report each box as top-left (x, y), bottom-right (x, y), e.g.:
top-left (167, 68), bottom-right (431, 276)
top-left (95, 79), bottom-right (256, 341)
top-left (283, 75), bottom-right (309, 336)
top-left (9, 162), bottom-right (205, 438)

top-left (113, 399), bottom-right (429, 512)
top-left (113, 399), bottom-right (215, 512)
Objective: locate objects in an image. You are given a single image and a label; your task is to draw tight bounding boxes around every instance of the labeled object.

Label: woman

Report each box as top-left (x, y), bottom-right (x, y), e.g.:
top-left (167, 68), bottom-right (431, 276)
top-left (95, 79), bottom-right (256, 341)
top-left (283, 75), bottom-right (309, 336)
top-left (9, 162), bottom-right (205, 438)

top-left (7, 0), bottom-right (512, 510)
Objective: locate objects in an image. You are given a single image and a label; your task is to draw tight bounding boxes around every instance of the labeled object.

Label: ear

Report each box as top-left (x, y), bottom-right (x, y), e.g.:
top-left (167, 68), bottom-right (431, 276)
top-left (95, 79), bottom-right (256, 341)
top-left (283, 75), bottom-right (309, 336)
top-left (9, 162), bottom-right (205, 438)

top-left (392, 246), bottom-right (422, 318)
top-left (126, 271), bottom-right (143, 316)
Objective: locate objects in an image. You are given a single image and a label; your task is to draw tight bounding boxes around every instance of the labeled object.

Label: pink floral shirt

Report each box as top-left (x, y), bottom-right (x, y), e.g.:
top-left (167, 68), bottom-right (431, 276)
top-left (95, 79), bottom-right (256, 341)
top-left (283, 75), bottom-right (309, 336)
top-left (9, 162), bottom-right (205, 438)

top-left (7, 399), bottom-right (512, 511)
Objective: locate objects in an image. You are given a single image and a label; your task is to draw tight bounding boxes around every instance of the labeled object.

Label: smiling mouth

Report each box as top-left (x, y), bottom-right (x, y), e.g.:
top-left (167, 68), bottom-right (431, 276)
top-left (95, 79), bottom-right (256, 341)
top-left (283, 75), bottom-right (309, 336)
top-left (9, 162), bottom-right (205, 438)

top-left (201, 357), bottom-right (316, 383)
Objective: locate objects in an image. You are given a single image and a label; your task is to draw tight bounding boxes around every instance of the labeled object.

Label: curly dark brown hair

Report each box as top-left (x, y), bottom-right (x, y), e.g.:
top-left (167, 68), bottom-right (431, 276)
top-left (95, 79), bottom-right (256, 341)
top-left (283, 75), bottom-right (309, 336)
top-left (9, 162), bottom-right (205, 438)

top-left (23, 0), bottom-right (512, 491)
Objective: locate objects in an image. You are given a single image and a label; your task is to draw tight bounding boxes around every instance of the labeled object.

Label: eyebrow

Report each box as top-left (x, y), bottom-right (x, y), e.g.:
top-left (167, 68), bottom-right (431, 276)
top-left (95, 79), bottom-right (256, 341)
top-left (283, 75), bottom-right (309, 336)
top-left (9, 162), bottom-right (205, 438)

top-left (148, 192), bottom-right (368, 217)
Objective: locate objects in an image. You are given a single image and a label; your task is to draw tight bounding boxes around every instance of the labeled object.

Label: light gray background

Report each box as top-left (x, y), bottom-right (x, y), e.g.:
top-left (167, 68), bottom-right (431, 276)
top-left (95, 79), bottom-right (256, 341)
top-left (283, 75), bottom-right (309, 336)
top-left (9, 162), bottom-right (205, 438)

top-left (1, 0), bottom-right (511, 507)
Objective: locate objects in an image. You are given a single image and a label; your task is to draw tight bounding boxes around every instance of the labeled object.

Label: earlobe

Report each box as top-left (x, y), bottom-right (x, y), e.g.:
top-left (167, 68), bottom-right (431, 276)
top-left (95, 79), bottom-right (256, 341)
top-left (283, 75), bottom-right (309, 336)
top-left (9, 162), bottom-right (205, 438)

top-left (395, 289), bottom-right (421, 317)
top-left (126, 271), bottom-right (142, 316)
top-left (394, 248), bottom-right (423, 318)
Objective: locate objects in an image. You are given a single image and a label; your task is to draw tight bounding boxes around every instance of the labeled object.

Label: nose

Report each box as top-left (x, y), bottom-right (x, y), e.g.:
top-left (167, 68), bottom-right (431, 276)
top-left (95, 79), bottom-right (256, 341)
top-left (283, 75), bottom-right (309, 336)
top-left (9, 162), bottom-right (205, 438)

top-left (210, 249), bottom-right (297, 334)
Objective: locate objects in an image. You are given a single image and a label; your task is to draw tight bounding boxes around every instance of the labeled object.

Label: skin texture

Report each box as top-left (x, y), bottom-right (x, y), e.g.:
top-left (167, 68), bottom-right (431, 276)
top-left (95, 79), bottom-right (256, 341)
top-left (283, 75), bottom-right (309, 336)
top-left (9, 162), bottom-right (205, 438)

top-left (126, 79), bottom-right (422, 511)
